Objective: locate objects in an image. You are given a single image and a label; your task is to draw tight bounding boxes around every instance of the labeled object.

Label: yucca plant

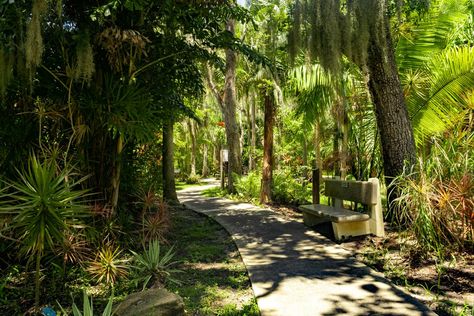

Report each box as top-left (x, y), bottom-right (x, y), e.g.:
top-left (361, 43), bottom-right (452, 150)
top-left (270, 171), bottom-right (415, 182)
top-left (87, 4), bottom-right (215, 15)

top-left (0, 155), bottom-right (89, 308)
top-left (131, 239), bottom-right (181, 290)
top-left (87, 244), bottom-right (129, 286)
top-left (72, 291), bottom-right (113, 316)
top-left (57, 290), bottom-right (113, 316)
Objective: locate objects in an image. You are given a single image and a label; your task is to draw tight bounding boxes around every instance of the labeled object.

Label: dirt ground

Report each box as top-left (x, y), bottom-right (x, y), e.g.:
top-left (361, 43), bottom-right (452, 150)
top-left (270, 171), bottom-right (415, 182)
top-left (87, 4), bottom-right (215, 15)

top-left (267, 203), bottom-right (474, 315)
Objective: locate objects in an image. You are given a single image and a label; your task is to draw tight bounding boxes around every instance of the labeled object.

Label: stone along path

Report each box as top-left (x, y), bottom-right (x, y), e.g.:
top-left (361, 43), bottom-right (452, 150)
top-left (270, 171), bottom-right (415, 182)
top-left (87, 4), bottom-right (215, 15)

top-left (178, 182), bottom-right (434, 316)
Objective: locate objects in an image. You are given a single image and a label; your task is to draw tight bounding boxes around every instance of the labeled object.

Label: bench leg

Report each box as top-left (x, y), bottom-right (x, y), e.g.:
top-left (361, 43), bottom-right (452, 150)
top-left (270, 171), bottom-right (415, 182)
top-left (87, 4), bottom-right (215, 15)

top-left (332, 221), bottom-right (370, 241)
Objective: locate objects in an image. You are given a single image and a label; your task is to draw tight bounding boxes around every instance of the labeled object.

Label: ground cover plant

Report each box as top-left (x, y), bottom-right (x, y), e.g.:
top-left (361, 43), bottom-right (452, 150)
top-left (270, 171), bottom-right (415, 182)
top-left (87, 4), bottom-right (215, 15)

top-left (0, 197), bottom-right (259, 315)
top-left (0, 0), bottom-right (473, 315)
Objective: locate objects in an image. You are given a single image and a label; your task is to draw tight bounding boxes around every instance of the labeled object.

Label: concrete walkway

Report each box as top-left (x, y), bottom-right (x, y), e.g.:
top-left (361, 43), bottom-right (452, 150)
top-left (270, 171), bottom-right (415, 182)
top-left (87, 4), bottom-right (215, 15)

top-left (178, 182), bottom-right (434, 316)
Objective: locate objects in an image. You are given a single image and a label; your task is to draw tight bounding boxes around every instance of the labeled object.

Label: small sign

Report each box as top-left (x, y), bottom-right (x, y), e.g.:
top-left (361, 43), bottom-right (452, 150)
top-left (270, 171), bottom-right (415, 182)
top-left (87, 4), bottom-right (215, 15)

top-left (222, 149), bottom-right (229, 162)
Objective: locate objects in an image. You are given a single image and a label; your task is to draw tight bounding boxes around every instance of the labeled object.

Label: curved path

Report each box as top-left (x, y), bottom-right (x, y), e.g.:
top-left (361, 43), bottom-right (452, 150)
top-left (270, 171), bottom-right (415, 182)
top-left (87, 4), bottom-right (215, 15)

top-left (178, 182), bottom-right (434, 316)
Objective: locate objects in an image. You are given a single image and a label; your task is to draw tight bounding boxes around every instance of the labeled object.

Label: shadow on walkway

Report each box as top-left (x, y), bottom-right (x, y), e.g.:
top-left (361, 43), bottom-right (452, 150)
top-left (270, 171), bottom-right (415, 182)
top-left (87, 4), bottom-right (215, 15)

top-left (178, 184), bottom-right (435, 316)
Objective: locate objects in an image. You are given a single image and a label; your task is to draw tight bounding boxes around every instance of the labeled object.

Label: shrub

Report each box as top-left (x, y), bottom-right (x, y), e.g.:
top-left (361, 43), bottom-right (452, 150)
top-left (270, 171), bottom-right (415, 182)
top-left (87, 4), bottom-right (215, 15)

top-left (57, 290), bottom-right (113, 316)
top-left (392, 131), bottom-right (473, 257)
top-left (0, 155), bottom-right (89, 307)
top-left (234, 172), bottom-right (261, 202)
top-left (185, 174), bottom-right (201, 184)
top-left (87, 244), bottom-right (129, 286)
top-left (272, 168), bottom-right (311, 205)
top-left (131, 239), bottom-right (181, 290)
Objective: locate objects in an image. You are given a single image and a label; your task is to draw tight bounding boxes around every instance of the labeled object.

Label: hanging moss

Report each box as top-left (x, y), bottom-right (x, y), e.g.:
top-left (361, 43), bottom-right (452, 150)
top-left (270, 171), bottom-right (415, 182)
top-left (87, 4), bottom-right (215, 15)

top-left (25, 0), bottom-right (47, 69)
top-left (75, 31), bottom-right (95, 82)
top-left (289, 0), bottom-right (403, 74)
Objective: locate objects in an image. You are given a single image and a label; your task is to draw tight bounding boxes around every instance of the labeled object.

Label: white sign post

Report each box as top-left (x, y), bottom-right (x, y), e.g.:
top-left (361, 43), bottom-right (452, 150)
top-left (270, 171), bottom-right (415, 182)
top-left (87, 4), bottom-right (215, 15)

top-left (220, 149), bottom-right (229, 189)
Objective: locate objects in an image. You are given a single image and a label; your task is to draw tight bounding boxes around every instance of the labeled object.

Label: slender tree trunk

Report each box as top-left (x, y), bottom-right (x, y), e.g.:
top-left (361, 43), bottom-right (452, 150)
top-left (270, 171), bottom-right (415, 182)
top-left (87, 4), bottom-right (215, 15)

top-left (313, 120), bottom-right (323, 183)
top-left (302, 134), bottom-right (308, 180)
top-left (34, 252), bottom-right (42, 308)
top-left (202, 143), bottom-right (209, 177)
top-left (341, 112), bottom-right (349, 179)
top-left (260, 91), bottom-right (274, 204)
top-left (187, 119), bottom-right (197, 177)
top-left (239, 105), bottom-right (244, 159)
top-left (163, 118), bottom-right (178, 202)
top-left (249, 94), bottom-right (257, 171)
top-left (223, 19), bottom-right (242, 192)
top-left (245, 97), bottom-right (252, 171)
top-left (366, 16), bottom-right (416, 213)
top-left (111, 134), bottom-right (123, 214)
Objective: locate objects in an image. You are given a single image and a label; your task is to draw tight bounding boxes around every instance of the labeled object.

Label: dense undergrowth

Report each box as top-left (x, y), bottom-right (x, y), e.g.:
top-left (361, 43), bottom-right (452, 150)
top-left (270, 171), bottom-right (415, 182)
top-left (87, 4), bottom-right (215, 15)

top-left (0, 159), bottom-right (258, 315)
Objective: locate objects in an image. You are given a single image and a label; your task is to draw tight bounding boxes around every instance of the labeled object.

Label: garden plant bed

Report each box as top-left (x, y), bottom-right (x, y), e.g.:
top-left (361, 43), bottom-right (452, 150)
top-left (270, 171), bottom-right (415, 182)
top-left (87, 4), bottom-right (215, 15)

top-left (0, 204), bottom-right (258, 316)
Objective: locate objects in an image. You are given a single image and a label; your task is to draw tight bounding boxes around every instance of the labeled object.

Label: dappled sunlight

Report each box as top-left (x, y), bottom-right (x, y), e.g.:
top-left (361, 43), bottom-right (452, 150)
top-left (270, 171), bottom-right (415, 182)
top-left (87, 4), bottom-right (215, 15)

top-left (178, 187), bottom-right (435, 316)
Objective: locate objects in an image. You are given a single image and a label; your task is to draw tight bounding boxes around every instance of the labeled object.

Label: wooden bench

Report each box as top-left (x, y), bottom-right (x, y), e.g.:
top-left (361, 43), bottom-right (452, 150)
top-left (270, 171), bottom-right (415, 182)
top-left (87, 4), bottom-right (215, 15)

top-left (299, 178), bottom-right (385, 241)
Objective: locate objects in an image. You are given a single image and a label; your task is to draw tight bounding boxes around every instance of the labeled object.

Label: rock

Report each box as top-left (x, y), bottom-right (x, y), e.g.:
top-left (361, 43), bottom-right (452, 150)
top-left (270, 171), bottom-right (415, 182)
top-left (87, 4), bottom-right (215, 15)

top-left (113, 288), bottom-right (184, 316)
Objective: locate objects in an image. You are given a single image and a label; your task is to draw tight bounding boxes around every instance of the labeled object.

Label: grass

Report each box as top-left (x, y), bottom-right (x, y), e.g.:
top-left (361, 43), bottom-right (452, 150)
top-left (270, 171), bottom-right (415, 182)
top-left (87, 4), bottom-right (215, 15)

top-left (167, 205), bottom-right (259, 315)
top-left (175, 180), bottom-right (205, 191)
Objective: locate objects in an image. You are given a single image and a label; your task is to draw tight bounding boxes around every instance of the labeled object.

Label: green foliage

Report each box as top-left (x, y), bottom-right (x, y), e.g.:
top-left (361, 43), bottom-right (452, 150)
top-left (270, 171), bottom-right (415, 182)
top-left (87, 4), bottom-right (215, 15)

top-left (0, 154), bottom-right (89, 306)
top-left (272, 168), bottom-right (311, 205)
top-left (392, 129), bottom-right (473, 257)
top-left (131, 239), bottom-right (181, 290)
top-left (185, 175), bottom-right (201, 185)
top-left (235, 172), bottom-right (261, 202)
top-left (0, 155), bottom-right (89, 257)
top-left (407, 46), bottom-right (474, 143)
top-left (87, 244), bottom-right (129, 286)
top-left (68, 290), bottom-right (113, 316)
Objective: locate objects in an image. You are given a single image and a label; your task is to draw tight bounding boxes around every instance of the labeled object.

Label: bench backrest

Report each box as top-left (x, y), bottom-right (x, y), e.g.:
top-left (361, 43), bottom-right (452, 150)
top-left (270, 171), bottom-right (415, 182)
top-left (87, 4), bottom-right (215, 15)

top-left (324, 178), bottom-right (378, 205)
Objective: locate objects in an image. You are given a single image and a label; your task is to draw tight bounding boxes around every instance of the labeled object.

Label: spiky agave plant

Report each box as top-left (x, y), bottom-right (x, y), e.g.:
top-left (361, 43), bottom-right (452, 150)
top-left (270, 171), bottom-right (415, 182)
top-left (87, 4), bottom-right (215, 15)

top-left (87, 243), bottom-right (129, 286)
top-left (0, 154), bottom-right (89, 308)
top-left (130, 239), bottom-right (181, 290)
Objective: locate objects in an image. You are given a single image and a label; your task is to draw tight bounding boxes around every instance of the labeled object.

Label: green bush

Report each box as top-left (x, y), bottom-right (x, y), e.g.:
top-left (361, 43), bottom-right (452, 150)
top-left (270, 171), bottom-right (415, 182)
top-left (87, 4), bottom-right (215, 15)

top-left (235, 172), bottom-right (261, 202)
top-left (131, 239), bottom-right (181, 290)
top-left (185, 174), bottom-right (201, 184)
top-left (272, 168), bottom-right (311, 205)
top-left (392, 130), bottom-right (473, 257)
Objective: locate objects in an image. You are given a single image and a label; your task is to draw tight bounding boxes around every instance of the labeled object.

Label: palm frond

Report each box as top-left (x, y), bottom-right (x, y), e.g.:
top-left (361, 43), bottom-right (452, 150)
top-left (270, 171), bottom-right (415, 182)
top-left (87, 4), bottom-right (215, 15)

top-left (408, 46), bottom-right (474, 143)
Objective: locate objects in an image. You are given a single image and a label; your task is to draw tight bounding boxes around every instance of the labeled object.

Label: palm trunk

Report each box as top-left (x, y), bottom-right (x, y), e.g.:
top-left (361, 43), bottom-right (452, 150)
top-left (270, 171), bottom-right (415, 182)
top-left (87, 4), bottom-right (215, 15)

top-left (260, 91), bottom-right (274, 204)
top-left (163, 118), bottom-right (178, 202)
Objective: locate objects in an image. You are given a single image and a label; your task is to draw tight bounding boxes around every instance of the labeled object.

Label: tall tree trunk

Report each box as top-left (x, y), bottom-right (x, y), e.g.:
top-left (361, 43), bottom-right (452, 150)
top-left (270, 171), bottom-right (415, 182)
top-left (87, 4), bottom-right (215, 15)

top-left (302, 133), bottom-right (308, 180)
top-left (239, 105), bottom-right (244, 159)
top-left (260, 91), bottom-right (274, 204)
top-left (223, 19), bottom-right (242, 192)
top-left (202, 143), bottom-right (209, 177)
top-left (366, 16), bottom-right (416, 213)
top-left (249, 94), bottom-right (257, 171)
top-left (163, 118), bottom-right (178, 202)
top-left (111, 134), bottom-right (123, 214)
top-left (245, 96), bottom-right (253, 171)
top-left (313, 119), bottom-right (323, 183)
top-left (187, 119), bottom-right (197, 177)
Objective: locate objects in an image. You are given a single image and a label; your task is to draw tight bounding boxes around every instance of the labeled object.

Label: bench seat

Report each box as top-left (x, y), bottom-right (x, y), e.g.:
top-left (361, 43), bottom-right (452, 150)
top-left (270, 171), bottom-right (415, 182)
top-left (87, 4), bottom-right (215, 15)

top-left (299, 177), bottom-right (384, 241)
top-left (299, 204), bottom-right (370, 223)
